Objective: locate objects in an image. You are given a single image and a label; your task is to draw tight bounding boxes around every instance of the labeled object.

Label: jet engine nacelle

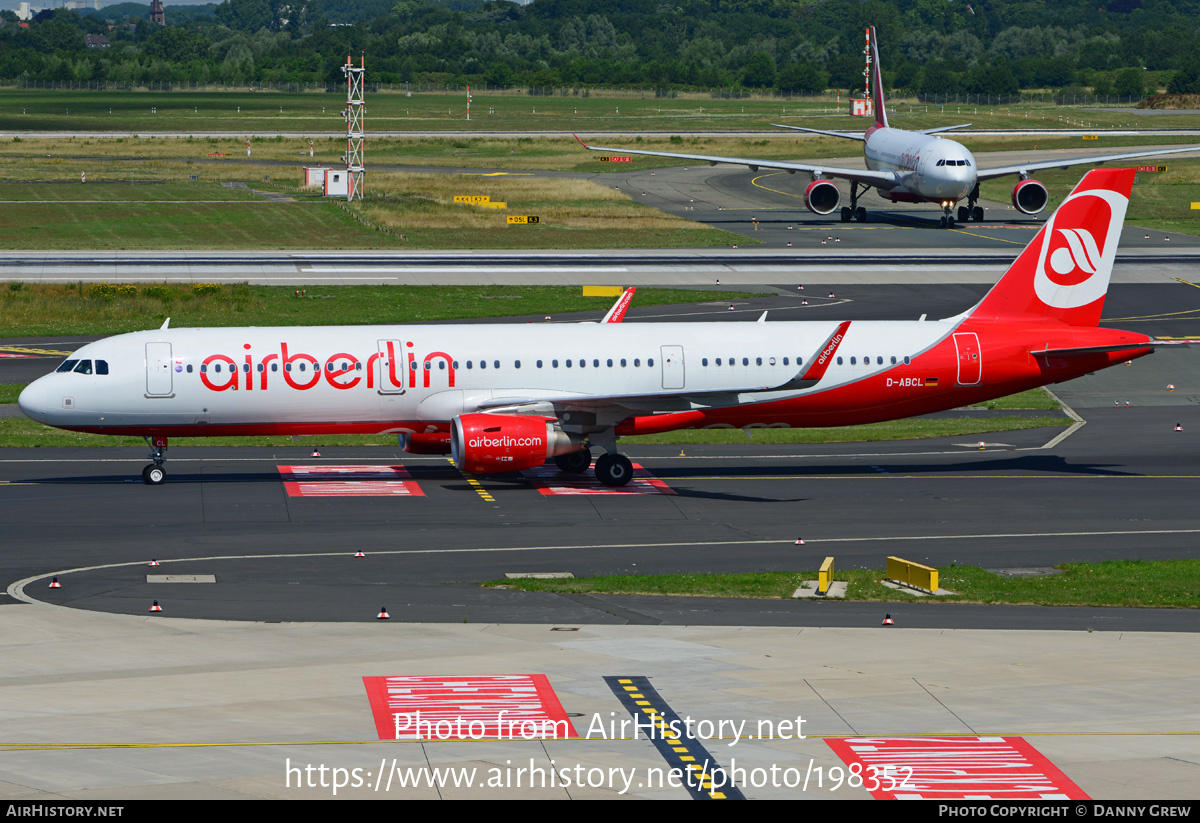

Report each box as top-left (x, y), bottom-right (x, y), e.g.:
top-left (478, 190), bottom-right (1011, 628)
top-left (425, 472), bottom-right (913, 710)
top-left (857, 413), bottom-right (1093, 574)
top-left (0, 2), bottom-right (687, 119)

top-left (804, 180), bottom-right (841, 215)
top-left (451, 413), bottom-right (582, 474)
top-left (1012, 178), bottom-right (1049, 215)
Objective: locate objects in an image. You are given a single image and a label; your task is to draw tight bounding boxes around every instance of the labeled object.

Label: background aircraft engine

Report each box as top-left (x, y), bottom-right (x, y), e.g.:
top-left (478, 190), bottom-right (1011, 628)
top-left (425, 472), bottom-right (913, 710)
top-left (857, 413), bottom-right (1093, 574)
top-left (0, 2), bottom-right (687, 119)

top-left (451, 413), bottom-right (582, 474)
top-left (1012, 178), bottom-right (1050, 215)
top-left (803, 180), bottom-right (841, 215)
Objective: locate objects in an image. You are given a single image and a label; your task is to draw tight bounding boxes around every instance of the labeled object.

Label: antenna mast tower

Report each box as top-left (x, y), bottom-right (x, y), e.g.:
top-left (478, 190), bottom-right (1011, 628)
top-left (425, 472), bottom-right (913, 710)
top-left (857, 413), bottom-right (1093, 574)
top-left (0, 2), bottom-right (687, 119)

top-left (342, 53), bottom-right (365, 201)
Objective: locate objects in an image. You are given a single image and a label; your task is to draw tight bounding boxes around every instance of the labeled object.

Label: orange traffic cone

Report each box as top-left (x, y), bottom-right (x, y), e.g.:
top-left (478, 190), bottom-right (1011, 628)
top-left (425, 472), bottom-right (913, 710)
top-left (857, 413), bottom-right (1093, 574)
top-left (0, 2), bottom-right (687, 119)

top-left (150, 601), bottom-right (163, 612)
top-left (882, 614), bottom-right (894, 626)
top-left (377, 607), bottom-right (390, 620)
top-left (49, 577), bottom-right (61, 589)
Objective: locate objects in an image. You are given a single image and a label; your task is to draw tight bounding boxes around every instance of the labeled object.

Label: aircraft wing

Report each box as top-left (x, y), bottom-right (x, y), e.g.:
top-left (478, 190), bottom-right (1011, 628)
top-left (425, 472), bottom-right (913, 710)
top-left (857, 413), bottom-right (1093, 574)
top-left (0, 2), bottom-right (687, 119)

top-left (575, 134), bottom-right (897, 188)
top-left (977, 144), bottom-right (1200, 181)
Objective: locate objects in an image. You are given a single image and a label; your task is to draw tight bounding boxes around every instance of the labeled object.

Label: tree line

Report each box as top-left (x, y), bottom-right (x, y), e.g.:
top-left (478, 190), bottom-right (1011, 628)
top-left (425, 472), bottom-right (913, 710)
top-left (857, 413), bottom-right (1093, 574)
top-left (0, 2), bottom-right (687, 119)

top-left (2, 0), bottom-right (1199, 97)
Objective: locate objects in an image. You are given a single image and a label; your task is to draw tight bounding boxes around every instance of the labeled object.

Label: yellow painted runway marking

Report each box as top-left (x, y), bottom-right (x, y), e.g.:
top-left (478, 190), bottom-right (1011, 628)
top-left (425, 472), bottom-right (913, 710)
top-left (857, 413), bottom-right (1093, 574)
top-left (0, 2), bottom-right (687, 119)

top-left (447, 457), bottom-right (496, 503)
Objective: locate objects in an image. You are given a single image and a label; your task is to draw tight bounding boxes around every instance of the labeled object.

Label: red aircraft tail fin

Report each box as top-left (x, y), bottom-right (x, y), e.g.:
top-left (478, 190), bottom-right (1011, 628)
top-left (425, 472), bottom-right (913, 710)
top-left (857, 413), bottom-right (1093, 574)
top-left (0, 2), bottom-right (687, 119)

top-left (868, 26), bottom-right (888, 130)
top-left (969, 168), bottom-right (1135, 327)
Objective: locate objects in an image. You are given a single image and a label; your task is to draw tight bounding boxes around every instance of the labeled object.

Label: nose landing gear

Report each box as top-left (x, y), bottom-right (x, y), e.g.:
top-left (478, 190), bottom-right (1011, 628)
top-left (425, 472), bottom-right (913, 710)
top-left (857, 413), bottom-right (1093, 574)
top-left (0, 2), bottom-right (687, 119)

top-left (142, 436), bottom-right (167, 485)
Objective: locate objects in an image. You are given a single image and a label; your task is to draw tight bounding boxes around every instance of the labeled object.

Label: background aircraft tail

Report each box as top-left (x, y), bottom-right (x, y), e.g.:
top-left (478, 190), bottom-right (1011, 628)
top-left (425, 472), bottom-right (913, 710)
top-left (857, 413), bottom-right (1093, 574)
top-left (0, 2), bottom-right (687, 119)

top-left (968, 168), bottom-right (1135, 327)
top-left (868, 26), bottom-right (888, 130)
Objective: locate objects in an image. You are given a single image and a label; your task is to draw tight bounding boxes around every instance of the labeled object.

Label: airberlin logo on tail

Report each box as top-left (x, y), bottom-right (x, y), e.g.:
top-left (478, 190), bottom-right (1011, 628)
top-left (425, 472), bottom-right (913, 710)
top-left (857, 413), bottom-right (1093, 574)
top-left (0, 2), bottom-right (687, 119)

top-left (1049, 228), bottom-right (1101, 283)
top-left (1033, 187), bottom-right (1128, 310)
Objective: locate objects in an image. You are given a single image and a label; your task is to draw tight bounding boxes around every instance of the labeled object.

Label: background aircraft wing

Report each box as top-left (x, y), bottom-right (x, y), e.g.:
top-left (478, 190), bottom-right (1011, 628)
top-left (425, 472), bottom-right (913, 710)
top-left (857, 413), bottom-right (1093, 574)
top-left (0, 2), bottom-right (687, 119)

top-left (575, 135), bottom-right (897, 188)
top-left (977, 144), bottom-right (1200, 181)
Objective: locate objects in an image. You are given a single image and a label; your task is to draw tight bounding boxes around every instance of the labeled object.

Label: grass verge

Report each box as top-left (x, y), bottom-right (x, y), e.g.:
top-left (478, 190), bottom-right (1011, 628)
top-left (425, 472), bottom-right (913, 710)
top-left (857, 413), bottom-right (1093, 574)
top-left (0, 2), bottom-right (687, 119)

top-left (486, 559), bottom-right (1200, 609)
top-left (0, 283), bottom-right (757, 337)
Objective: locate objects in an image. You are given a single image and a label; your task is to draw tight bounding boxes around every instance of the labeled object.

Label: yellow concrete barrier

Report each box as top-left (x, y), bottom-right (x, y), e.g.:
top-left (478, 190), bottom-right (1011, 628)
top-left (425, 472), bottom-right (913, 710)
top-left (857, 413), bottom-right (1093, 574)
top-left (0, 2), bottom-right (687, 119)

top-left (582, 286), bottom-right (623, 297)
top-left (818, 557), bottom-right (835, 595)
top-left (886, 556), bottom-right (939, 594)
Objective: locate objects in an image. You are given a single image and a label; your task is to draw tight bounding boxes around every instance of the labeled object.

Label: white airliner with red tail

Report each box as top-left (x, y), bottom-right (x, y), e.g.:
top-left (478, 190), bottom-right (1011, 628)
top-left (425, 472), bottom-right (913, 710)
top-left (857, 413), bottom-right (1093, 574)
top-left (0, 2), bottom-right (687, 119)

top-left (577, 26), bottom-right (1200, 228)
top-left (19, 168), bottom-right (1172, 486)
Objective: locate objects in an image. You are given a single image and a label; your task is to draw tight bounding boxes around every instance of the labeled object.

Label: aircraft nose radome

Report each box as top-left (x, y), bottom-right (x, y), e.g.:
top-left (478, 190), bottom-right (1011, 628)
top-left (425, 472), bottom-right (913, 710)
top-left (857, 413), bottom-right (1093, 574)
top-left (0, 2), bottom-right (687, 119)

top-left (17, 381), bottom-right (48, 421)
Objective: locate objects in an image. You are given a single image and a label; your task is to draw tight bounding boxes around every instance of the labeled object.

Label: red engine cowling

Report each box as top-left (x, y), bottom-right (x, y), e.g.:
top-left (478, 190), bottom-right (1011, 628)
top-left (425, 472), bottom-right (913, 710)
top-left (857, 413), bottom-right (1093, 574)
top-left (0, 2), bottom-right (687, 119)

top-left (451, 413), bottom-right (581, 474)
top-left (804, 180), bottom-right (841, 215)
top-left (1012, 178), bottom-right (1049, 215)
top-left (399, 432), bottom-right (451, 454)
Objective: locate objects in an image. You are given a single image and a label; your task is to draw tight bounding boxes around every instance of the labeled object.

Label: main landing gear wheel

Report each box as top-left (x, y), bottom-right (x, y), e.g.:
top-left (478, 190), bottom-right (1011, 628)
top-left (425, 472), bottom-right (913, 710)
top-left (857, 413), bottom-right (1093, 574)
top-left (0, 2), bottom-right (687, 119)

top-left (840, 206), bottom-right (852, 223)
top-left (594, 453), bottom-right (633, 487)
top-left (854, 206), bottom-right (866, 222)
top-left (554, 448), bottom-right (592, 474)
top-left (142, 465), bottom-right (165, 485)
top-left (957, 206), bottom-right (970, 223)
top-left (972, 206), bottom-right (984, 222)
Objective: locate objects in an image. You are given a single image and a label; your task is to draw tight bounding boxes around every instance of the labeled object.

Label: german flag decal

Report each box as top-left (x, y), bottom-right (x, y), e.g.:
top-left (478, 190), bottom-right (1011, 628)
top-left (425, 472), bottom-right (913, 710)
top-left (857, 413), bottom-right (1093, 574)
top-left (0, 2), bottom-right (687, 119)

top-left (926, 377), bottom-right (940, 386)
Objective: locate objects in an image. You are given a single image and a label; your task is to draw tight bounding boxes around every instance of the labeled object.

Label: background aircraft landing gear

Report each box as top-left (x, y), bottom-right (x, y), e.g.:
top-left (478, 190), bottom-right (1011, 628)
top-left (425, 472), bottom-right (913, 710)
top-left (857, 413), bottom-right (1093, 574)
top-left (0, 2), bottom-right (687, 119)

top-left (554, 447), bottom-right (592, 474)
top-left (594, 453), bottom-right (633, 487)
top-left (142, 436), bottom-right (167, 485)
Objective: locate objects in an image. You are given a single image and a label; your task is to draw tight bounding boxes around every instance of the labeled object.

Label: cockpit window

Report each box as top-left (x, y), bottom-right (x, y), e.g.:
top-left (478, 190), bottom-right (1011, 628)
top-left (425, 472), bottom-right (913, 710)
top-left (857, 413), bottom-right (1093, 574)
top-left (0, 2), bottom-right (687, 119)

top-left (73, 360), bottom-right (93, 374)
top-left (96, 360), bottom-right (108, 375)
top-left (56, 360), bottom-right (79, 373)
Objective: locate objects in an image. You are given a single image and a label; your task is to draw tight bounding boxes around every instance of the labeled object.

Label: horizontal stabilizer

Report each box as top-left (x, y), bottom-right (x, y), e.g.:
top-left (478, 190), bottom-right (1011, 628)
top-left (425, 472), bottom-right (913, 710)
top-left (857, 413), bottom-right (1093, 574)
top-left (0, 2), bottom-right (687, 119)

top-left (1032, 341), bottom-right (1181, 357)
top-left (771, 124), bottom-right (866, 141)
top-left (919, 123), bottom-right (972, 135)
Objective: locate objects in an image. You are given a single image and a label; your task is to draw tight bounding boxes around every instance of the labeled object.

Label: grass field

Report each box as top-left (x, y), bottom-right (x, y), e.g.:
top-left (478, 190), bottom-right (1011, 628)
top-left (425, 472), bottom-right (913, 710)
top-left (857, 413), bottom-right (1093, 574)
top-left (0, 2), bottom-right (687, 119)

top-left (486, 559), bottom-right (1200, 609)
top-left (0, 171), bottom-right (743, 250)
top-left (0, 283), bottom-right (758, 336)
top-left (4, 88), bottom-right (1200, 133)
